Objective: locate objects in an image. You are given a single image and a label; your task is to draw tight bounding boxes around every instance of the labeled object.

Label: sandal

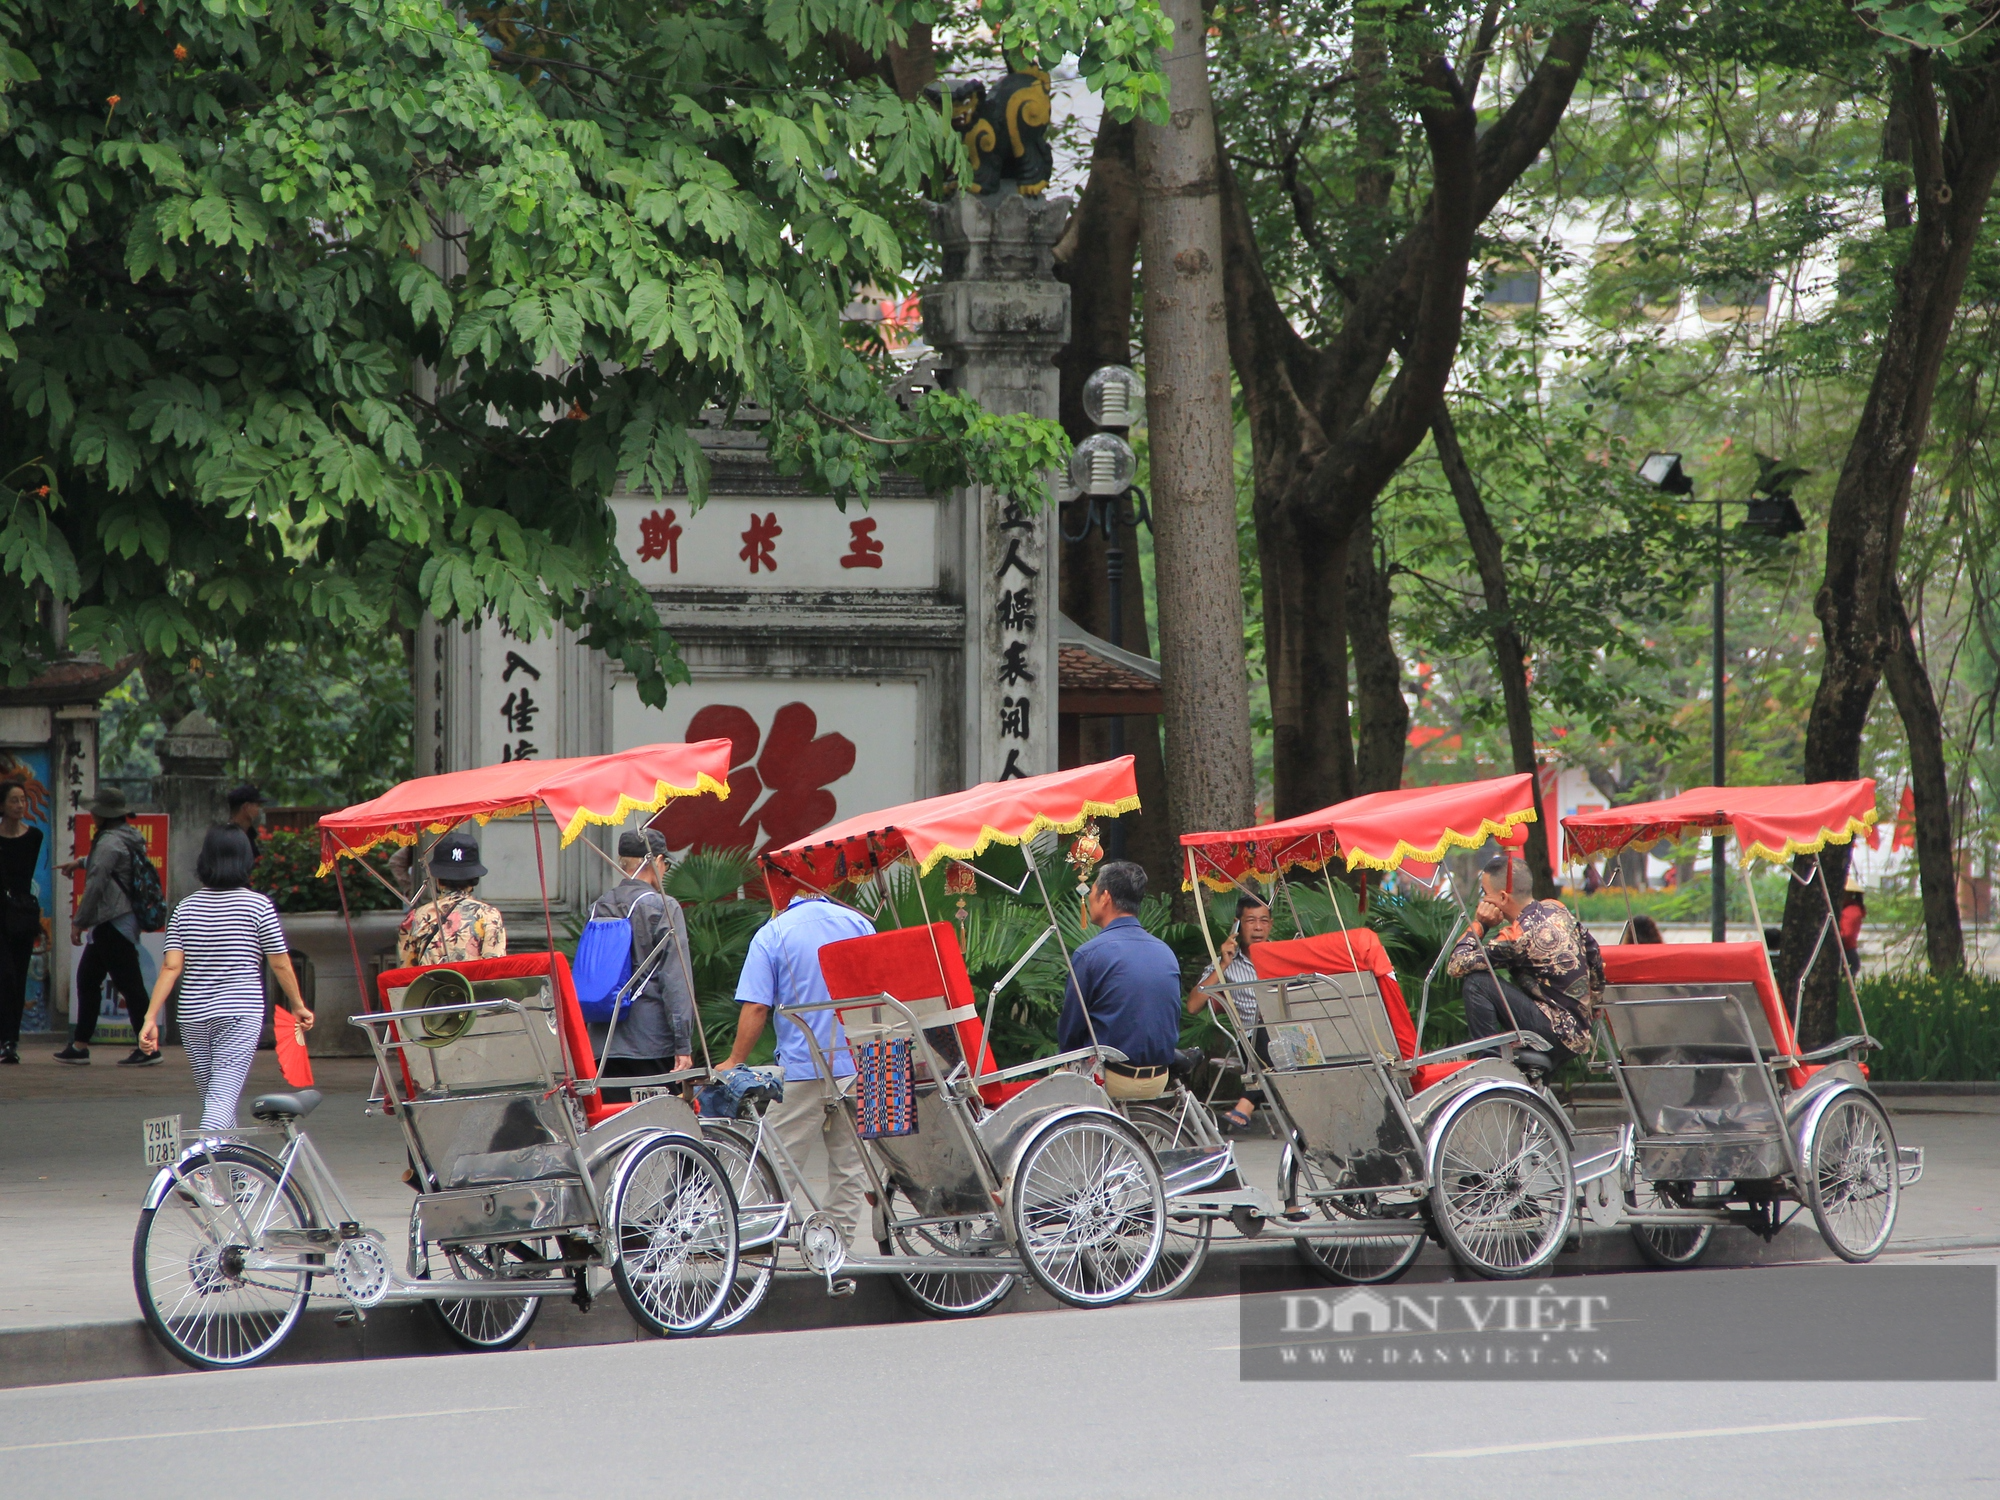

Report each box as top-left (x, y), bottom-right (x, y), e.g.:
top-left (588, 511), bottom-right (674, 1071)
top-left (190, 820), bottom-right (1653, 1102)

top-left (1218, 1104), bottom-right (1256, 1135)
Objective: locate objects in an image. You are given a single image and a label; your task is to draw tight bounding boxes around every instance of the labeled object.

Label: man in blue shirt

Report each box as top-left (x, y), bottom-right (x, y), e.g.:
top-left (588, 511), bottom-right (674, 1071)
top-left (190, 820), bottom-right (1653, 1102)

top-left (1058, 861), bottom-right (1183, 1101)
top-left (719, 891), bottom-right (876, 1252)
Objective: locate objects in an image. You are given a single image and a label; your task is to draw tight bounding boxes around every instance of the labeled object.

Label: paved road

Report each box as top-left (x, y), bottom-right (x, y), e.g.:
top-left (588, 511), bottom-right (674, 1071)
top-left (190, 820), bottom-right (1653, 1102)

top-left (4, 1251), bottom-right (1996, 1500)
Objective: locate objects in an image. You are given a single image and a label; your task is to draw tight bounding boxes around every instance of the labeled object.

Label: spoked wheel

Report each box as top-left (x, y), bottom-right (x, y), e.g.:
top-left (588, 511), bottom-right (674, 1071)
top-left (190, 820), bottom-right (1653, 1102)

top-left (1807, 1093), bottom-right (1899, 1263)
top-left (1123, 1103), bottom-right (1215, 1301)
top-left (880, 1182), bottom-right (1015, 1318)
top-left (419, 1238), bottom-right (546, 1350)
top-left (699, 1123), bottom-right (783, 1331)
top-left (1628, 1180), bottom-right (1725, 1270)
top-left (1284, 1151), bottom-right (1425, 1286)
top-left (609, 1134), bottom-right (740, 1336)
top-left (1010, 1116), bottom-right (1164, 1308)
top-left (1427, 1094), bottom-right (1574, 1280)
top-left (134, 1144), bottom-right (314, 1370)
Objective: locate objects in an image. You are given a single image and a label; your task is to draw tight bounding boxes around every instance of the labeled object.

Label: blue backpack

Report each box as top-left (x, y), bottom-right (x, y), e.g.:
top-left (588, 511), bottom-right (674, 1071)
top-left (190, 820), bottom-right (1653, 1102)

top-left (572, 916), bottom-right (636, 1024)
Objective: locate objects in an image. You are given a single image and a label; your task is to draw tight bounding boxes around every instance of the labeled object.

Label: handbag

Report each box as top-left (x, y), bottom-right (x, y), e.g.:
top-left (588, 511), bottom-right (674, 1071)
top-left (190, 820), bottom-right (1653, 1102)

top-left (1, 886), bottom-right (38, 940)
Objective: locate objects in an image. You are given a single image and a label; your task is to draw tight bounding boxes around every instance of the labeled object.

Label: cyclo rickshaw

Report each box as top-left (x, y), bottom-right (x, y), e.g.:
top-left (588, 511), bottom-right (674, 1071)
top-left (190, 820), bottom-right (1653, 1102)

top-left (132, 743), bottom-right (771, 1369)
top-left (1179, 775), bottom-right (1626, 1283)
top-left (688, 757), bottom-right (1213, 1324)
top-left (1562, 781), bottom-right (1923, 1265)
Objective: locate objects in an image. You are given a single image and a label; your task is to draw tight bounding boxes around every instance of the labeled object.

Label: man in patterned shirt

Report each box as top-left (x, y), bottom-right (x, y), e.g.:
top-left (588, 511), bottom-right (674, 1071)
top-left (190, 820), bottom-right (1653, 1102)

top-left (1446, 852), bottom-right (1602, 1063)
top-left (398, 830), bottom-right (508, 967)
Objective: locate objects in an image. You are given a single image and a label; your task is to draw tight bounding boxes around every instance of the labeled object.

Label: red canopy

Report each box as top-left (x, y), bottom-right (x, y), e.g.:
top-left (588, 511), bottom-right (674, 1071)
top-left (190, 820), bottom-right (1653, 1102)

top-left (1561, 781), bottom-right (1878, 867)
top-left (1179, 774), bottom-right (1538, 889)
top-left (759, 757), bottom-right (1139, 907)
top-left (318, 742), bottom-right (733, 872)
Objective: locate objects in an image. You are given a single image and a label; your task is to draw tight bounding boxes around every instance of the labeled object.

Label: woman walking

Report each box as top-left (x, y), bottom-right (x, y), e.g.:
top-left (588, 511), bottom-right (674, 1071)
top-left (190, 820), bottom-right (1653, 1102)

top-left (139, 826), bottom-right (312, 1130)
top-left (0, 779), bottom-right (45, 1065)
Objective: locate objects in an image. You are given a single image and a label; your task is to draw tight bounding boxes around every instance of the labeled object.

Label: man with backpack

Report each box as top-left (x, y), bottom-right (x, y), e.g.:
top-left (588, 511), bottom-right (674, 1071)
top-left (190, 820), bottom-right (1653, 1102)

top-left (55, 786), bottom-right (163, 1065)
top-left (583, 829), bottom-right (696, 1102)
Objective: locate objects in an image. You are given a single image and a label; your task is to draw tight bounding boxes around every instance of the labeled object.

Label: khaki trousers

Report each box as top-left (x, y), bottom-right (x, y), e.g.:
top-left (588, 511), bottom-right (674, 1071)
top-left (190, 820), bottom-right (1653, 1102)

top-left (1102, 1068), bottom-right (1170, 1102)
top-left (767, 1074), bottom-right (870, 1252)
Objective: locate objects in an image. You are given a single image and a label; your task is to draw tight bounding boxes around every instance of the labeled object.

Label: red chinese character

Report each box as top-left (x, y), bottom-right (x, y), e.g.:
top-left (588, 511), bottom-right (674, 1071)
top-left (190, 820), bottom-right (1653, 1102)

top-left (739, 512), bottom-right (782, 574)
top-left (652, 703), bottom-right (856, 871)
top-left (840, 517), bottom-right (885, 569)
top-left (636, 507), bottom-right (682, 571)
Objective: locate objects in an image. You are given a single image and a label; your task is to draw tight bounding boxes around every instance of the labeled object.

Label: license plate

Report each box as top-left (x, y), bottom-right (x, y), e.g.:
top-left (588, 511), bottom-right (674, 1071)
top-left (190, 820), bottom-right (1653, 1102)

top-left (142, 1114), bottom-right (182, 1168)
top-left (629, 1087), bottom-right (669, 1103)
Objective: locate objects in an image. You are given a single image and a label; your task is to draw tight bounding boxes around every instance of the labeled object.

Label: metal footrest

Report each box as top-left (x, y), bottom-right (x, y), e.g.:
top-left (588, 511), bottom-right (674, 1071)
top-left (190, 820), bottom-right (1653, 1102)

top-left (1898, 1144), bottom-right (1925, 1188)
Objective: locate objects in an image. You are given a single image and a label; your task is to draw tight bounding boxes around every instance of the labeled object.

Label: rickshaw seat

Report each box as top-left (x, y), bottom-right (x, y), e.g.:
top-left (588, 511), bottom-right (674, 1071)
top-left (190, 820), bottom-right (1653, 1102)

top-left (818, 923), bottom-right (1037, 1106)
top-left (376, 952), bottom-right (624, 1125)
top-left (1249, 929), bottom-right (1471, 1092)
top-left (1598, 942), bottom-right (1843, 1089)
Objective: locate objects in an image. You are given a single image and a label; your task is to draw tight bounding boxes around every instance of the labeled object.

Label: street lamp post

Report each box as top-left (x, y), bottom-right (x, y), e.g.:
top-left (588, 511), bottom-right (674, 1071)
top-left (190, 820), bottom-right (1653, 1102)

top-left (1640, 451), bottom-right (1805, 942)
top-left (1065, 366), bottom-right (1146, 861)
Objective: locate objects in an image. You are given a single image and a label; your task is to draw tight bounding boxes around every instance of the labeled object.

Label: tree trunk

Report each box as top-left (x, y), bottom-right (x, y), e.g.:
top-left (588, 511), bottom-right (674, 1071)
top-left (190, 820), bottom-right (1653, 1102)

top-left (1433, 406), bottom-right (1558, 898)
top-left (1217, 16), bottom-right (1595, 819)
top-left (1347, 511), bottom-right (1408, 797)
top-left (1881, 585), bottom-right (1966, 971)
top-left (1258, 504), bottom-right (1354, 817)
top-left (1052, 115), bottom-right (1178, 891)
top-left (1136, 0), bottom-right (1256, 843)
top-left (1782, 51), bottom-right (2000, 1043)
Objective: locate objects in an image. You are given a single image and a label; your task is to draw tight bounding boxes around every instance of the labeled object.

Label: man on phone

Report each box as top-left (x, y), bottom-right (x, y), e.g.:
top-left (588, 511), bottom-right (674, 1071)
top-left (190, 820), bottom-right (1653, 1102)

top-left (1446, 852), bottom-right (1602, 1064)
top-left (1187, 893), bottom-right (1271, 1132)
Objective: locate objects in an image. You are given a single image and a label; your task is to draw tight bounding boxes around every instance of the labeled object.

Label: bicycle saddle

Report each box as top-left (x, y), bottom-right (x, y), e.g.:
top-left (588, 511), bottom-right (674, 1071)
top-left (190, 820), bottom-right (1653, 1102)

top-left (251, 1089), bottom-right (323, 1121)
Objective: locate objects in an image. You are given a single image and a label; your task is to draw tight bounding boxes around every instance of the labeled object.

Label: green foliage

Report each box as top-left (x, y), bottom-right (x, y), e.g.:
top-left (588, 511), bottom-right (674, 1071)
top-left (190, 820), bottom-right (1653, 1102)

top-left (99, 634), bottom-right (413, 805)
top-left (1847, 971), bottom-right (2000, 1082)
top-left (0, 0), bottom-right (1159, 696)
top-left (254, 828), bottom-right (401, 912)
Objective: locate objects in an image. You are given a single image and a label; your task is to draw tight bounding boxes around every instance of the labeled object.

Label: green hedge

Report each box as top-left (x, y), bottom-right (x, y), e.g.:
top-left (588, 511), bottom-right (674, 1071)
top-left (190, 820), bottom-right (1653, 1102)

top-left (1849, 972), bottom-right (2000, 1082)
top-left (253, 829), bottom-right (402, 914)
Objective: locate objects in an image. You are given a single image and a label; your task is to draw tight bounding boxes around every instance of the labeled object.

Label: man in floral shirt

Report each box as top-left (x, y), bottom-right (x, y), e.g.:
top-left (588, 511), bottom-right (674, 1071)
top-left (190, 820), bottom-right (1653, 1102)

top-left (397, 831), bottom-right (508, 967)
top-left (1446, 853), bottom-right (1603, 1061)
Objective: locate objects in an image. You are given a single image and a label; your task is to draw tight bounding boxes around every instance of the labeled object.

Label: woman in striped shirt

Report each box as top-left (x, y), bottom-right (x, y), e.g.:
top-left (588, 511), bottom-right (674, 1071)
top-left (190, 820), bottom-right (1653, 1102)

top-left (139, 826), bottom-right (314, 1130)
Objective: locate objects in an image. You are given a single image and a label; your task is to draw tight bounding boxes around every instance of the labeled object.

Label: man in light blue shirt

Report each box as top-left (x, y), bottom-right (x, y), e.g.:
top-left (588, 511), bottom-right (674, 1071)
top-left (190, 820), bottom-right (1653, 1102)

top-left (718, 892), bottom-right (875, 1250)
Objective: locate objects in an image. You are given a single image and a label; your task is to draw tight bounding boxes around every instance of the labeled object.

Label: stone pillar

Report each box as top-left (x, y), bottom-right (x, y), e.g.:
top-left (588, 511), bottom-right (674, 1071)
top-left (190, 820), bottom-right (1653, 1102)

top-left (923, 193), bottom-right (1072, 785)
top-left (156, 710), bottom-right (233, 905)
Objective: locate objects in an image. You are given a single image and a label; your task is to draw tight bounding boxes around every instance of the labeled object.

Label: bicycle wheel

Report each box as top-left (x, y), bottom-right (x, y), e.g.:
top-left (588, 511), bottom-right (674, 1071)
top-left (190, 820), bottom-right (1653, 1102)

top-left (881, 1181), bottom-right (1015, 1318)
top-left (1427, 1093), bottom-right (1573, 1280)
top-left (1807, 1093), bottom-right (1899, 1263)
top-left (698, 1123), bottom-right (782, 1331)
top-left (1123, 1104), bottom-right (1214, 1301)
top-left (1628, 1180), bottom-right (1722, 1270)
top-left (1284, 1152), bottom-right (1424, 1286)
top-left (609, 1134), bottom-right (740, 1336)
top-left (420, 1239), bottom-right (546, 1351)
top-left (134, 1144), bottom-right (314, 1370)
top-left (1009, 1116), bottom-right (1164, 1308)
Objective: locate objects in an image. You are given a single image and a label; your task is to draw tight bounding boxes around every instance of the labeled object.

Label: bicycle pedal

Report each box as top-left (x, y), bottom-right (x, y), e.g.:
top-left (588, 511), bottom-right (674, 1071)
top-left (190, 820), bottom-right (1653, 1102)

top-left (827, 1277), bottom-right (858, 1298)
top-left (334, 1308), bottom-right (364, 1327)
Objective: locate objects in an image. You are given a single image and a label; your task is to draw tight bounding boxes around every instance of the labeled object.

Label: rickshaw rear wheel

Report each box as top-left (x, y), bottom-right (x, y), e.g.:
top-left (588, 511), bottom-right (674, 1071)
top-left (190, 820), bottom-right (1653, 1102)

top-left (1427, 1093), bottom-right (1574, 1280)
top-left (1283, 1155), bottom-right (1424, 1286)
top-left (134, 1143), bottom-right (313, 1370)
top-left (609, 1134), bottom-right (740, 1336)
top-left (877, 1181), bottom-right (1016, 1318)
top-left (1122, 1103), bottom-right (1214, 1300)
top-left (1628, 1181), bottom-right (1721, 1269)
top-left (1010, 1116), bottom-right (1165, 1308)
top-left (419, 1238), bottom-right (545, 1350)
top-left (1807, 1093), bottom-right (1899, 1263)
top-left (698, 1122), bottom-right (783, 1330)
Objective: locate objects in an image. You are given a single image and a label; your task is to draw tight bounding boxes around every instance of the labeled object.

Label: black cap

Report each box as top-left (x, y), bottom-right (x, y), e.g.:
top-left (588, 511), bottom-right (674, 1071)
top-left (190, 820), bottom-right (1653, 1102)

top-left (617, 829), bottom-right (670, 859)
top-left (428, 830), bottom-right (487, 879)
top-left (227, 784), bottom-right (265, 810)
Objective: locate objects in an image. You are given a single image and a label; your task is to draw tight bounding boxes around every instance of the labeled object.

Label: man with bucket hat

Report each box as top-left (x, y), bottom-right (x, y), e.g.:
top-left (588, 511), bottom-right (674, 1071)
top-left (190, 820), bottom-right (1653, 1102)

top-left (396, 829), bottom-right (508, 967)
top-left (54, 786), bottom-right (154, 1064)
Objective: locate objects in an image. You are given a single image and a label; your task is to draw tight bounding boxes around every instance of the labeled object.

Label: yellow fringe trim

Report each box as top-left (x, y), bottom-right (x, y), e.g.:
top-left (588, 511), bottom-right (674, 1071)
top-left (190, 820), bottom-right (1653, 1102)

top-left (907, 794), bottom-right (1143, 877)
top-left (1183, 805), bottom-right (1539, 889)
top-left (315, 772), bottom-right (731, 876)
top-left (1183, 842), bottom-right (1338, 892)
top-left (1738, 810), bottom-right (1879, 866)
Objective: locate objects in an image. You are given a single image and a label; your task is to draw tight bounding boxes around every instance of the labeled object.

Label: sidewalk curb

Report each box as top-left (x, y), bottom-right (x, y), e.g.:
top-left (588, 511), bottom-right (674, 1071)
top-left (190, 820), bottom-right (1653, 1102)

top-left (10, 1219), bottom-right (1974, 1391)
